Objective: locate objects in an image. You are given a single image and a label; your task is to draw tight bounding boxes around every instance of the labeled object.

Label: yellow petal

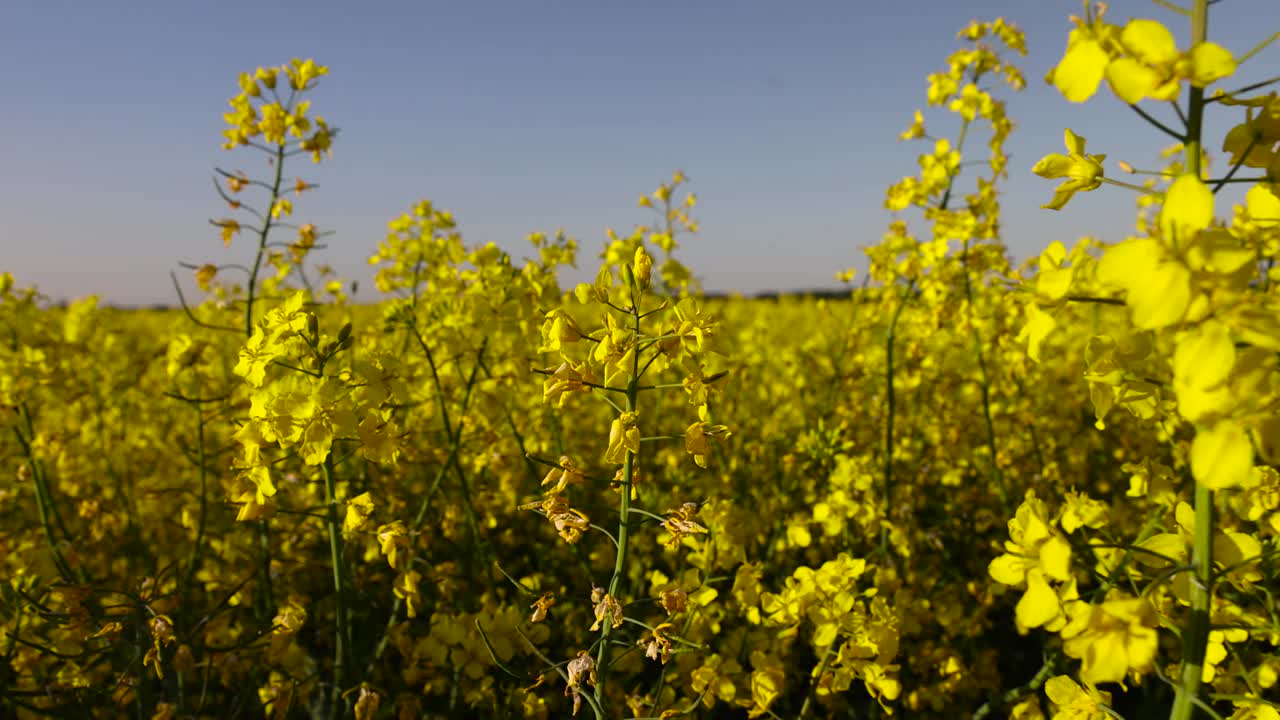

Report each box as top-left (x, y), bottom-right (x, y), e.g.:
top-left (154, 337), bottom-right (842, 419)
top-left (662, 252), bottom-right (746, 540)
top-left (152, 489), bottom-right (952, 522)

top-left (1173, 320), bottom-right (1234, 391)
top-left (1097, 238), bottom-right (1160, 289)
top-left (1037, 268), bottom-right (1073, 302)
top-left (1054, 36), bottom-right (1110, 103)
top-left (1160, 174), bottom-right (1215, 247)
top-left (1022, 303), bottom-right (1058, 363)
top-left (1040, 240), bottom-right (1068, 267)
top-left (988, 553), bottom-right (1029, 586)
top-left (1135, 533), bottom-right (1187, 567)
top-left (1040, 535), bottom-right (1073, 582)
top-left (1213, 530), bottom-right (1261, 573)
top-left (1042, 186), bottom-right (1075, 211)
top-left (1128, 260), bottom-right (1191, 329)
top-left (1191, 420), bottom-right (1253, 490)
top-left (1121, 19), bottom-right (1179, 65)
top-left (1246, 183), bottom-right (1280, 227)
top-left (1081, 631), bottom-right (1129, 684)
top-left (1033, 153), bottom-right (1073, 179)
top-left (1015, 570), bottom-right (1060, 630)
top-left (1187, 42), bottom-right (1237, 86)
top-left (1044, 675), bottom-right (1087, 707)
top-left (1064, 128), bottom-right (1087, 155)
top-left (1186, 229), bottom-right (1256, 275)
top-left (1106, 57), bottom-right (1161, 104)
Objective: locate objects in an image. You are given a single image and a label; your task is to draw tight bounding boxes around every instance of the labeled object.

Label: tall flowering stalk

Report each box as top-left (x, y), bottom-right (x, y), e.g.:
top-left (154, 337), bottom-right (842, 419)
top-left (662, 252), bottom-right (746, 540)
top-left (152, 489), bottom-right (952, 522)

top-left (527, 173), bottom-right (732, 716)
top-left (1010, 1), bottom-right (1280, 717)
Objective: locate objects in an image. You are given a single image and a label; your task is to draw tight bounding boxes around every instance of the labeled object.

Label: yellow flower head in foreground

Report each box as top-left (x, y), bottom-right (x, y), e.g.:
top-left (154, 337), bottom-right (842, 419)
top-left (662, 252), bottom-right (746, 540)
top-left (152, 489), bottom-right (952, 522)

top-left (1048, 5), bottom-right (1236, 104)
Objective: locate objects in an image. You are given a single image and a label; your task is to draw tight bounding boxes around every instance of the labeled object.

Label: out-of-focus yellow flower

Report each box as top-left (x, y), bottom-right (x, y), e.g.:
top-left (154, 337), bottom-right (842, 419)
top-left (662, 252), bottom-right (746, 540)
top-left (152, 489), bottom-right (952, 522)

top-left (215, 218), bottom-right (241, 247)
top-left (343, 492), bottom-right (375, 535)
top-left (1048, 8), bottom-right (1235, 104)
top-left (194, 263), bottom-right (217, 291)
top-left (899, 110), bottom-right (926, 141)
top-left (1044, 675), bottom-right (1112, 720)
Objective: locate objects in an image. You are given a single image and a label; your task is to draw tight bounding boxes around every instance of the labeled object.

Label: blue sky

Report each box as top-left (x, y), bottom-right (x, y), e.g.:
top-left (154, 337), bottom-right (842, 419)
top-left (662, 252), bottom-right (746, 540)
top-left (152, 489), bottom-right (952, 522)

top-left (2, 0), bottom-right (1276, 305)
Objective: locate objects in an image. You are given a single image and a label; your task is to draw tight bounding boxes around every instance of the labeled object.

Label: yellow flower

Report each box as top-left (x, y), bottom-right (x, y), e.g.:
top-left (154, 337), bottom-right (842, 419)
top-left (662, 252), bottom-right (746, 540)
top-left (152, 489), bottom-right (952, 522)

top-left (899, 110), bottom-right (926, 141)
top-left (1047, 4), bottom-right (1116, 103)
top-left (270, 198), bottom-right (293, 219)
top-left (193, 263), bottom-right (217, 291)
top-left (1059, 593), bottom-right (1159, 685)
top-left (661, 502), bottom-right (709, 548)
top-left (1108, 20), bottom-right (1236, 103)
top-left (286, 58), bottom-right (329, 91)
top-left (529, 592), bottom-right (556, 623)
top-left (589, 586), bottom-right (624, 632)
top-left (565, 651), bottom-right (597, 716)
top-left (215, 218), bottom-right (241, 247)
top-left (376, 521), bottom-right (410, 571)
top-left (989, 490), bottom-right (1073, 586)
top-left (393, 570), bottom-right (422, 618)
top-left (353, 688), bottom-right (381, 720)
top-left (343, 492), bottom-right (375, 535)
top-left (1033, 129), bottom-right (1105, 210)
top-left (1191, 420), bottom-right (1254, 490)
top-left (605, 412), bottom-right (640, 465)
top-left (1044, 675), bottom-right (1112, 720)
top-left (1159, 173), bottom-right (1214, 249)
top-left (541, 456), bottom-right (585, 494)
top-left (685, 419), bottom-right (730, 468)
top-left (632, 246), bottom-right (653, 290)
top-left (1048, 9), bottom-right (1235, 104)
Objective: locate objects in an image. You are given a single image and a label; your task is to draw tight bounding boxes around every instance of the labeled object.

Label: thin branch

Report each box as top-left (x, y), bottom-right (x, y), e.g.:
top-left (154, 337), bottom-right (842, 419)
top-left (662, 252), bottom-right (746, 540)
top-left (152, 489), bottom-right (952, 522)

top-left (169, 272), bottom-right (241, 333)
top-left (1128, 102), bottom-right (1185, 140)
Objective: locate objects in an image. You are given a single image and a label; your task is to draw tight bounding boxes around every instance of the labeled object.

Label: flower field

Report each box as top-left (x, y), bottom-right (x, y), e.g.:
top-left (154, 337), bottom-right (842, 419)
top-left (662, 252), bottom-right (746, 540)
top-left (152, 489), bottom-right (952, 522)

top-left (3, 4), bottom-right (1280, 719)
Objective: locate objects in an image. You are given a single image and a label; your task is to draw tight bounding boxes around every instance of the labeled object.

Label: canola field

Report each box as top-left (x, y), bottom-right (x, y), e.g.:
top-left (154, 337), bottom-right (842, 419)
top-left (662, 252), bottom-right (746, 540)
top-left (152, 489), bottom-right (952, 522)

top-left (3, 5), bottom-right (1280, 719)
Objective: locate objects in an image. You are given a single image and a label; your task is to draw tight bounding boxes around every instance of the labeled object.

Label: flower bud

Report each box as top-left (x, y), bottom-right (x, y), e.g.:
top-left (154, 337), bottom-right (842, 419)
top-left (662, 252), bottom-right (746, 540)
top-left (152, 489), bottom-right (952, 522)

top-left (633, 247), bottom-right (653, 291)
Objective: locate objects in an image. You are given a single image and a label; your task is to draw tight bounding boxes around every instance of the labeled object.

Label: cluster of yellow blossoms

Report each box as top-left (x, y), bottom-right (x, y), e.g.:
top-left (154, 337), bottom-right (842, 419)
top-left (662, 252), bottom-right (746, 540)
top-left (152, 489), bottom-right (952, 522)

top-left (3, 3), bottom-right (1280, 719)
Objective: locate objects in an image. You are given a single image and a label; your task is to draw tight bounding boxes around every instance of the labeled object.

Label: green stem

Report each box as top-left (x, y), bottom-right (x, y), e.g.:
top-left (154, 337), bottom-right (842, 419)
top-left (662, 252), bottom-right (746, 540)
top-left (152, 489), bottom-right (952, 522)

top-left (1100, 176), bottom-right (1162, 194)
top-left (412, 329), bottom-right (494, 587)
top-left (798, 644), bottom-right (836, 720)
top-left (365, 340), bottom-right (492, 676)
top-left (1170, 481), bottom-right (1215, 720)
top-left (1209, 74), bottom-right (1280, 102)
top-left (19, 405), bottom-right (72, 542)
top-left (1128, 102), bottom-right (1185, 140)
top-left (244, 142), bottom-right (288, 337)
top-left (1210, 137), bottom-right (1255, 193)
top-left (13, 407), bottom-right (76, 583)
top-left (972, 651), bottom-right (1059, 719)
top-left (959, 238), bottom-right (1007, 509)
top-left (322, 455), bottom-right (352, 716)
top-left (880, 280), bottom-right (914, 557)
top-left (594, 307), bottom-right (642, 709)
top-left (1170, 5), bottom-right (1213, 720)
top-left (181, 403), bottom-right (210, 606)
top-left (240, 143), bottom-right (288, 628)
